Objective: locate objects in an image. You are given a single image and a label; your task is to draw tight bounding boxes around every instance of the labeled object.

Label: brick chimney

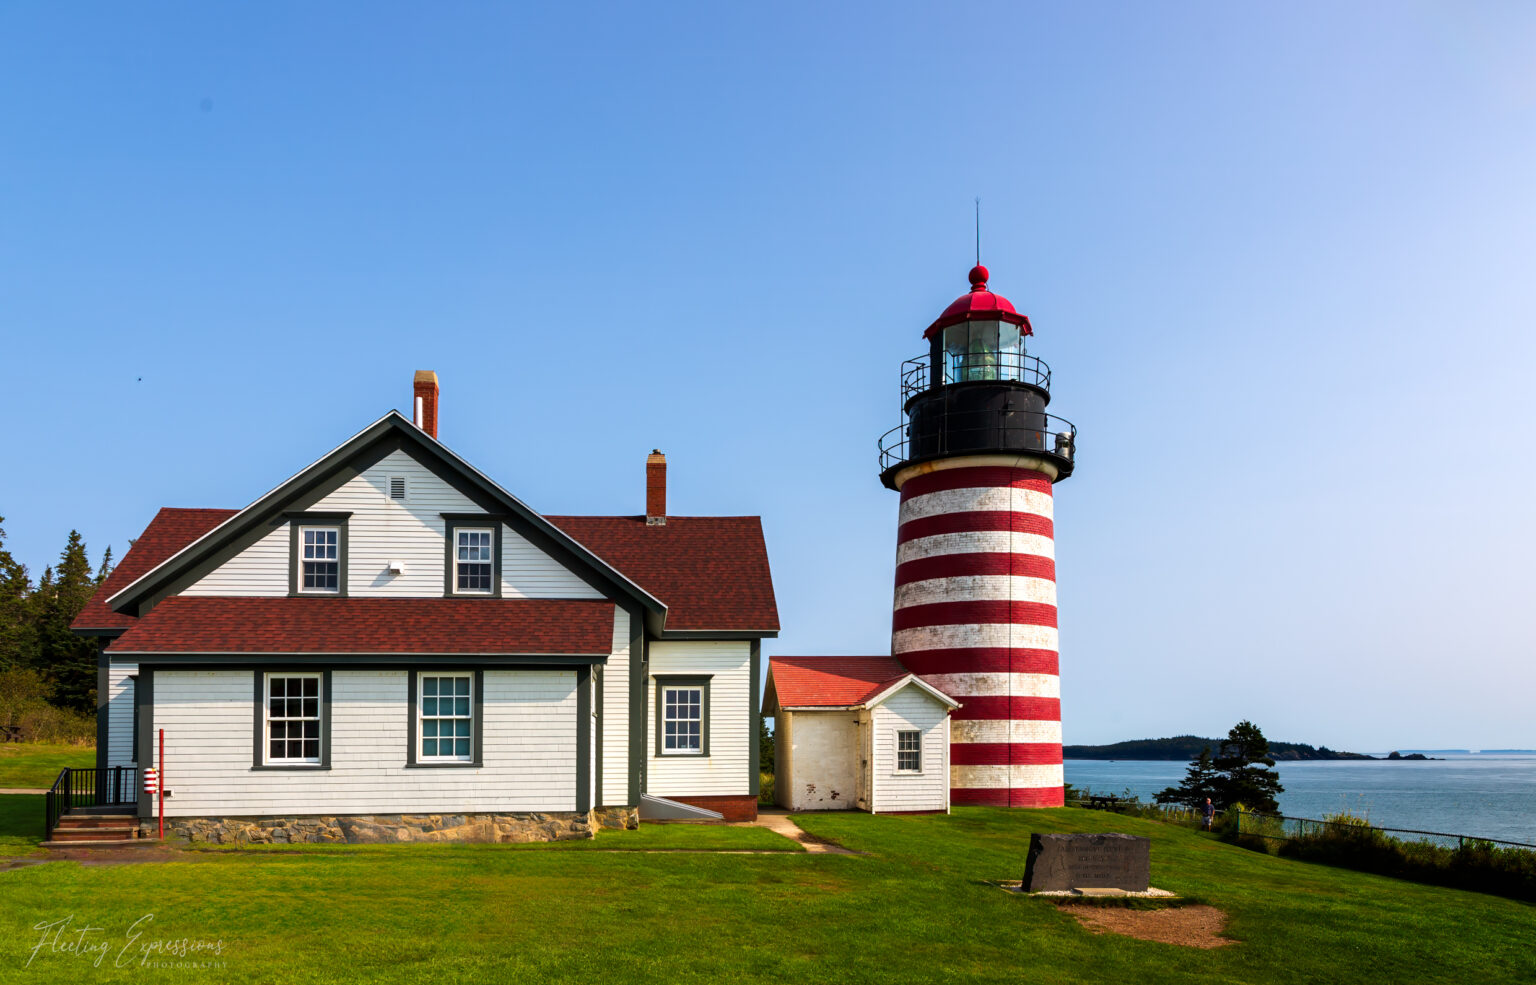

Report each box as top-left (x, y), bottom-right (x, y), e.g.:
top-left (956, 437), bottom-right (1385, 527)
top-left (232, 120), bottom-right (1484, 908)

top-left (413, 371), bottom-right (439, 439)
top-left (646, 450), bottom-right (667, 526)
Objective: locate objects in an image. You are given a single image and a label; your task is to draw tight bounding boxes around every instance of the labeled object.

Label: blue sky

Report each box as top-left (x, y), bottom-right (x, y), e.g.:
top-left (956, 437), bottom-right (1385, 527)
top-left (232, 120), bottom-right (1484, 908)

top-left (3, 2), bottom-right (1533, 749)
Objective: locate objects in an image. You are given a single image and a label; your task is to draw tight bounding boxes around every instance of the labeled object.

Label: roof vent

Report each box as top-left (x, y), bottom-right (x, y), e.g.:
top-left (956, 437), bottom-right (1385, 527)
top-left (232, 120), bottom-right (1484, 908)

top-left (390, 477), bottom-right (406, 500)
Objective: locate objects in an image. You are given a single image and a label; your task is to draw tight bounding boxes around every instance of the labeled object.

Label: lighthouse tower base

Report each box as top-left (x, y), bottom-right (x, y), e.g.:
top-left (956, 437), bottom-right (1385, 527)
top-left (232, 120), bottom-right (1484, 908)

top-left (890, 454), bottom-right (1064, 808)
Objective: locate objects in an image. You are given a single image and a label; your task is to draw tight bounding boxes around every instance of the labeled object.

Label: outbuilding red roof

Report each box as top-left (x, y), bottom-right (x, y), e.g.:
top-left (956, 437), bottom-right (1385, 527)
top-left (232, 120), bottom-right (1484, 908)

top-left (109, 596), bottom-right (616, 655)
top-left (923, 264), bottom-right (1034, 340)
top-left (72, 508), bottom-right (238, 632)
top-left (766, 656), bottom-right (910, 710)
top-left (548, 515), bottom-right (779, 632)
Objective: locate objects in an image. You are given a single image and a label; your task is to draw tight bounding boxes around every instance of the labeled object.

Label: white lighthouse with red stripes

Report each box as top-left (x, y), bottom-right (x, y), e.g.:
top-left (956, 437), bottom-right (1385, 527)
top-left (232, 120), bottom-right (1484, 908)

top-left (878, 265), bottom-right (1076, 808)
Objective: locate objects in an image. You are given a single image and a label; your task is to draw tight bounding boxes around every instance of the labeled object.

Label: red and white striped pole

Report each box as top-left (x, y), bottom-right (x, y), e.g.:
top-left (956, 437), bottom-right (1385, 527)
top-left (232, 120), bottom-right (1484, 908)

top-left (891, 463), bottom-right (1062, 808)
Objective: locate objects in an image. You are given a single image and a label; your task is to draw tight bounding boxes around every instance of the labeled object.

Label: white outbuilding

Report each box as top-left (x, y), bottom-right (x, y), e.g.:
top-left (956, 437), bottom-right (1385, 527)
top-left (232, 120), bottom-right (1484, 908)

top-left (764, 657), bottom-right (960, 814)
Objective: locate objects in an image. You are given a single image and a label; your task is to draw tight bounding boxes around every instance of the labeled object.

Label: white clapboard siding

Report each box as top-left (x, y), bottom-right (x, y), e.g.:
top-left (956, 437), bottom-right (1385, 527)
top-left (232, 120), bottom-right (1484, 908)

top-left (154, 668), bottom-right (578, 816)
top-left (181, 448), bottom-right (602, 598)
top-left (313, 448), bottom-right (479, 596)
top-left (870, 686), bottom-right (950, 813)
top-left (181, 524), bottom-right (289, 596)
top-left (502, 527), bottom-right (602, 599)
top-left (108, 663), bottom-right (138, 766)
top-left (646, 640), bottom-right (751, 797)
top-left (600, 609), bottom-right (630, 805)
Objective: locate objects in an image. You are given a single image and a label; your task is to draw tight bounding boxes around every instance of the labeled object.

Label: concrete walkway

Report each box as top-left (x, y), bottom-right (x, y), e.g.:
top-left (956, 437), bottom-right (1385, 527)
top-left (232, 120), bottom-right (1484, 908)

top-left (0, 788), bottom-right (46, 795)
top-left (741, 809), bottom-right (859, 854)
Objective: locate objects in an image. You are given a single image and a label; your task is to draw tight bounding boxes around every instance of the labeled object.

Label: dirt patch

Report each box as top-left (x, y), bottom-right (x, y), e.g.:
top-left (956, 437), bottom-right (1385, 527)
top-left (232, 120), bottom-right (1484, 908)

top-left (1065, 904), bottom-right (1232, 948)
top-left (41, 845), bottom-right (186, 866)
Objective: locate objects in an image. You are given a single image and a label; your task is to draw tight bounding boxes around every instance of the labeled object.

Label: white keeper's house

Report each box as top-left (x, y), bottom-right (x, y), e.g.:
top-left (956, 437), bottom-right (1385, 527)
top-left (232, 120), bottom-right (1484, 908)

top-left (65, 372), bottom-right (778, 844)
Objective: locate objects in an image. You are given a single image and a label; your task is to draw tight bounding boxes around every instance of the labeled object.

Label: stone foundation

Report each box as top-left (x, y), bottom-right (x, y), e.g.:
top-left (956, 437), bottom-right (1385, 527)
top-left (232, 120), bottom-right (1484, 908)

top-left (591, 806), bottom-right (640, 830)
top-left (153, 811), bottom-right (601, 845)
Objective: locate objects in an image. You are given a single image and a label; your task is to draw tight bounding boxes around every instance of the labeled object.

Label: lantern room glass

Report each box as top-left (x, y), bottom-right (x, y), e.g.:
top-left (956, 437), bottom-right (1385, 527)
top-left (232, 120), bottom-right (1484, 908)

top-left (943, 320), bottom-right (1023, 384)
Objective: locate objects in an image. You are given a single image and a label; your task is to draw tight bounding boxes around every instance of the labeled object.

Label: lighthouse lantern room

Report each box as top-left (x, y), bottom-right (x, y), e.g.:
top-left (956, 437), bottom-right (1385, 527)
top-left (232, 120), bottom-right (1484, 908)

top-left (879, 264), bottom-right (1077, 808)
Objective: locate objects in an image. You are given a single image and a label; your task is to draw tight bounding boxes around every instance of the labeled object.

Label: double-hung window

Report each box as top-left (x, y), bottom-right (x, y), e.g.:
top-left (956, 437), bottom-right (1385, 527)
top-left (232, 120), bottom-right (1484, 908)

top-left (655, 676), bottom-right (710, 756)
top-left (413, 672), bottom-right (477, 764)
top-left (265, 673), bottom-right (323, 765)
top-left (896, 729), bottom-right (922, 772)
top-left (299, 526), bottom-right (340, 593)
top-left (455, 528), bottom-right (494, 594)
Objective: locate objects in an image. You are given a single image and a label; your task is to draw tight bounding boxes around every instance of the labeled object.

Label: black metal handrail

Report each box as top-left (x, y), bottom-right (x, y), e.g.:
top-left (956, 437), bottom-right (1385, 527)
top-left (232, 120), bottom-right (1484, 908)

top-left (43, 766), bottom-right (138, 839)
top-left (900, 350), bottom-right (1052, 403)
top-left (878, 414), bottom-right (1078, 473)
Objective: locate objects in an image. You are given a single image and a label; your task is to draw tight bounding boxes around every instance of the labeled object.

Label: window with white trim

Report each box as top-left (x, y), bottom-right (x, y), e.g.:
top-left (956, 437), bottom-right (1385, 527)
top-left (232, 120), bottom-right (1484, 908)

top-left (896, 729), bottom-right (922, 772)
top-left (419, 673), bottom-right (473, 761)
top-left (454, 528), bottom-right (494, 594)
top-left (299, 526), bottom-right (340, 593)
top-left (266, 674), bottom-right (322, 763)
top-left (662, 686), bottom-right (703, 754)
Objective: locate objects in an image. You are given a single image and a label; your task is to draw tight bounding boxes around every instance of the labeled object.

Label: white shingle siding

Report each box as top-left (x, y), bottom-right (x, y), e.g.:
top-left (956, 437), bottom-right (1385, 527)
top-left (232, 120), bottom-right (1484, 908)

top-left (181, 448), bottom-right (601, 599)
top-left (870, 687), bottom-right (950, 814)
top-left (107, 663), bottom-right (138, 766)
top-left (646, 640), bottom-right (751, 797)
top-left (153, 668), bottom-right (578, 816)
top-left (600, 609), bottom-right (630, 805)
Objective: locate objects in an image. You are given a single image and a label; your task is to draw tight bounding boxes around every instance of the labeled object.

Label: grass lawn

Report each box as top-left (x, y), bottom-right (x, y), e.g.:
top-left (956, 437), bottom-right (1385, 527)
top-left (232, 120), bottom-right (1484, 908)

top-left (0, 794), bottom-right (43, 857)
top-left (0, 796), bottom-right (1531, 983)
top-left (0, 742), bottom-right (94, 788)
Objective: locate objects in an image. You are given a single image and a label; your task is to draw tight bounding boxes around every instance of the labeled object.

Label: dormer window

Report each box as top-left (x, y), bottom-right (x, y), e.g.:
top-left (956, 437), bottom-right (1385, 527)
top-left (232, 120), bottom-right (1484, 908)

top-left (442, 515), bottom-right (502, 598)
top-left (286, 512), bottom-right (350, 597)
top-left (300, 527), bottom-right (340, 592)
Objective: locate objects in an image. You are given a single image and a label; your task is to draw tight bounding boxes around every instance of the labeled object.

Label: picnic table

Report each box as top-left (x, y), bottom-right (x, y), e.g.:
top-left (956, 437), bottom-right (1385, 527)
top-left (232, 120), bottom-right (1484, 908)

top-left (1085, 794), bottom-right (1123, 811)
top-left (0, 724), bottom-right (22, 743)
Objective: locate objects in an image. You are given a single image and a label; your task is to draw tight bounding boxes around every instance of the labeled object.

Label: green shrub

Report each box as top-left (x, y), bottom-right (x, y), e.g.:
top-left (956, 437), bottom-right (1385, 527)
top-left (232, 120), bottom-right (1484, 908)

top-left (1275, 813), bottom-right (1536, 902)
top-left (0, 667), bottom-right (94, 744)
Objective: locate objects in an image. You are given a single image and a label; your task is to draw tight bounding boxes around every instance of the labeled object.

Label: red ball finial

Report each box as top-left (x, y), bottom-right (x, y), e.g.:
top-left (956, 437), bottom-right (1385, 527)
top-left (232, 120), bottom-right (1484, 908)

top-left (968, 264), bottom-right (989, 291)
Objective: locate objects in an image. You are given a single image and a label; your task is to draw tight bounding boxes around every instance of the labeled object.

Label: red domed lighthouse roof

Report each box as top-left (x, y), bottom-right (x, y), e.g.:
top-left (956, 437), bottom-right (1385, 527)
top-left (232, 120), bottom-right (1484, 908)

top-left (924, 265), bottom-right (1034, 340)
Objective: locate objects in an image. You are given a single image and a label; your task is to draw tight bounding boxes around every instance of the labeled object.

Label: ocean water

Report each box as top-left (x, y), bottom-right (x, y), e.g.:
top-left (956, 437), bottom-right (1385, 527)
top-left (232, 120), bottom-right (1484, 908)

top-left (1065, 755), bottom-right (1536, 846)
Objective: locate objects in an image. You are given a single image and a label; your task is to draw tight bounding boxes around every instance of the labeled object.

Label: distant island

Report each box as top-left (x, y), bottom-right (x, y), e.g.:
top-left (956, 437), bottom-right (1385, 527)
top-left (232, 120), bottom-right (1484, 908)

top-left (1064, 736), bottom-right (1440, 761)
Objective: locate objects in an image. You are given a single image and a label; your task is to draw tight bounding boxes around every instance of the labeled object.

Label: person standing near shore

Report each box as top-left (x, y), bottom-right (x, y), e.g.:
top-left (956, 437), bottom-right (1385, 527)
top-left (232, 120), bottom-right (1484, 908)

top-left (1203, 798), bottom-right (1216, 831)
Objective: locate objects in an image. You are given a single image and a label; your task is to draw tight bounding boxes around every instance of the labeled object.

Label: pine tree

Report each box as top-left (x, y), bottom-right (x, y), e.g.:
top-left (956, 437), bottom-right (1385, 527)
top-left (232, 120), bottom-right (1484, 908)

top-left (34, 532), bottom-right (101, 714)
top-left (1154, 745), bottom-right (1220, 809)
top-left (0, 516), bottom-right (37, 670)
top-left (1213, 719), bottom-right (1284, 813)
top-left (95, 545), bottom-right (114, 585)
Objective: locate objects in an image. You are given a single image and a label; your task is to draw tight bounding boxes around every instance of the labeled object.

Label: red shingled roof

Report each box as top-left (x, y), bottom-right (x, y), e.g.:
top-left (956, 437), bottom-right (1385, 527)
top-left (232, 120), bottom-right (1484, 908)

top-left (766, 656), bottom-right (910, 710)
top-left (76, 508), bottom-right (776, 638)
top-left (110, 597), bottom-right (616, 654)
top-left (547, 515), bottom-right (778, 632)
top-left (72, 508), bottom-right (238, 632)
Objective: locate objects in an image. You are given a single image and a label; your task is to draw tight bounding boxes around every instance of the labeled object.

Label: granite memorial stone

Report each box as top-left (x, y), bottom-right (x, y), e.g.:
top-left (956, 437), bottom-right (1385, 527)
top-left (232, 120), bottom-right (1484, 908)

top-left (1022, 833), bottom-right (1151, 892)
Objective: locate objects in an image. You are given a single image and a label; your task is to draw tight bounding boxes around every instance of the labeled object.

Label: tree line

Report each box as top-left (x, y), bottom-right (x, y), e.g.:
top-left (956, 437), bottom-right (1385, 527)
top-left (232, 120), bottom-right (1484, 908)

top-left (0, 513), bottom-right (114, 717)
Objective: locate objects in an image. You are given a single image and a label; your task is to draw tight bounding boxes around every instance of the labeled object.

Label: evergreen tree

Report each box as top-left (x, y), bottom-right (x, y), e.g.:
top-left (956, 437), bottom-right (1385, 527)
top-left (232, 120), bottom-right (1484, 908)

top-left (759, 717), bottom-right (775, 774)
top-left (1213, 719), bottom-right (1284, 813)
top-left (1154, 721), bottom-right (1285, 813)
top-left (0, 516), bottom-right (37, 670)
top-left (34, 532), bottom-right (101, 714)
top-left (95, 545), bottom-right (114, 585)
top-left (1153, 745), bottom-right (1220, 809)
